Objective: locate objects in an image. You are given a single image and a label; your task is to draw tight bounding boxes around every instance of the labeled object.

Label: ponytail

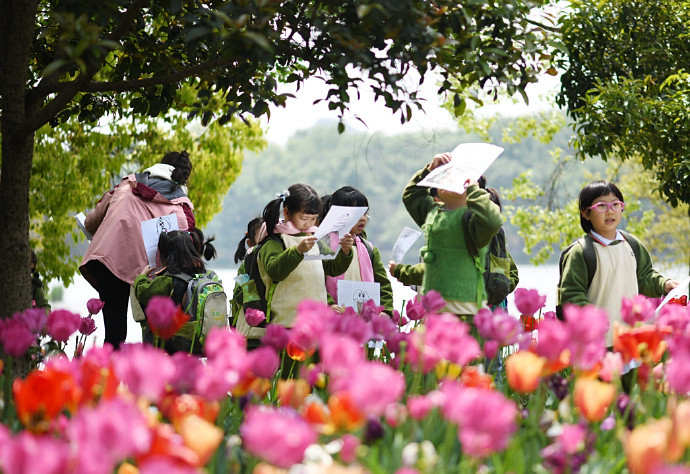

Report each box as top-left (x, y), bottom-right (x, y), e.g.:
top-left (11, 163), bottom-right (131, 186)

top-left (161, 150), bottom-right (192, 186)
top-left (234, 235), bottom-right (249, 264)
top-left (190, 228), bottom-right (217, 261)
top-left (262, 183), bottom-right (322, 238)
top-left (262, 198), bottom-right (283, 239)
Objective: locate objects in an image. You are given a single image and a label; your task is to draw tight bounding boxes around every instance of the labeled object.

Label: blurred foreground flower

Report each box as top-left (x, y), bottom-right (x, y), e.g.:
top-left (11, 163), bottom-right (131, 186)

top-left (145, 296), bottom-right (190, 340)
top-left (86, 298), bottom-right (105, 315)
top-left (245, 308), bottom-right (266, 327)
top-left (574, 378), bottom-right (615, 422)
top-left (506, 351), bottom-right (546, 394)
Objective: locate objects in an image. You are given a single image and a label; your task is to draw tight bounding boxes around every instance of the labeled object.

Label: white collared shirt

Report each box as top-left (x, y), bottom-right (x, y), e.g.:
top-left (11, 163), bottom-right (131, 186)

top-left (590, 229), bottom-right (625, 246)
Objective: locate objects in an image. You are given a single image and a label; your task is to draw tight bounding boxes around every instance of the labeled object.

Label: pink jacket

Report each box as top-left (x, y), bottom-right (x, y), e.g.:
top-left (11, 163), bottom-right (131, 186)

top-left (80, 174), bottom-right (194, 287)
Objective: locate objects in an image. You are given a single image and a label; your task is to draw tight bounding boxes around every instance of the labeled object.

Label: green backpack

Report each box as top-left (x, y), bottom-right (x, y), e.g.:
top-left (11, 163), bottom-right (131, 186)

top-left (172, 271), bottom-right (228, 346)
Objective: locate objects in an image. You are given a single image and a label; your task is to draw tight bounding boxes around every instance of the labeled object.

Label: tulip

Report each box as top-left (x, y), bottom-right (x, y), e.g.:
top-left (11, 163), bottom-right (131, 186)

top-left (624, 418), bottom-right (672, 474)
top-left (177, 414), bottom-right (224, 466)
top-left (245, 308), bottom-right (266, 327)
top-left (574, 378), bottom-right (616, 422)
top-left (513, 288), bottom-right (547, 315)
top-left (506, 351), bottom-right (546, 394)
top-left (86, 298), bottom-right (105, 315)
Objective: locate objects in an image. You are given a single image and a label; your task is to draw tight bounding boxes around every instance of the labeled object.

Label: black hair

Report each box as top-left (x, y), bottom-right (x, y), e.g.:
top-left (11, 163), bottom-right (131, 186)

top-left (429, 187), bottom-right (439, 198)
top-left (30, 249), bottom-right (43, 288)
top-left (190, 227), bottom-right (217, 261)
top-left (486, 188), bottom-right (502, 211)
top-left (160, 150), bottom-right (192, 186)
top-left (330, 186), bottom-right (369, 208)
top-left (478, 175), bottom-right (487, 189)
top-left (234, 216), bottom-right (264, 264)
top-left (318, 194), bottom-right (331, 225)
top-left (578, 180), bottom-right (625, 233)
top-left (262, 183), bottom-right (322, 238)
top-left (157, 230), bottom-right (206, 275)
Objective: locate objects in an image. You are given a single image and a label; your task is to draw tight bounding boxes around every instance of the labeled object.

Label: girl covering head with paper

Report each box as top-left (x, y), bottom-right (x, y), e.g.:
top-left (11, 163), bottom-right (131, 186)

top-left (80, 150), bottom-right (195, 348)
top-left (323, 186), bottom-right (394, 315)
top-left (403, 151), bottom-right (502, 316)
top-left (235, 183), bottom-right (354, 357)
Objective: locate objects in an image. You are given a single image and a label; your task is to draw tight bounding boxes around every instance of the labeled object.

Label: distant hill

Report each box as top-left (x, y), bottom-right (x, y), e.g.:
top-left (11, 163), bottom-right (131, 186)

top-left (205, 118), bottom-right (605, 267)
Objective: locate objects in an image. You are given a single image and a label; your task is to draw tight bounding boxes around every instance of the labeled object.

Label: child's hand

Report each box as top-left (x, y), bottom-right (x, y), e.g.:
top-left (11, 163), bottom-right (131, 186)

top-left (297, 236), bottom-right (317, 254)
top-left (339, 233), bottom-right (354, 255)
top-left (388, 260), bottom-right (398, 274)
top-left (665, 279), bottom-right (679, 294)
top-left (428, 152), bottom-right (452, 171)
top-left (330, 304), bottom-right (345, 314)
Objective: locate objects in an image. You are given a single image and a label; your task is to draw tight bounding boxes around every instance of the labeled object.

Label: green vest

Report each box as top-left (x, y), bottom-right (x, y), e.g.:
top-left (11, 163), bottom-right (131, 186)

top-left (420, 206), bottom-right (486, 306)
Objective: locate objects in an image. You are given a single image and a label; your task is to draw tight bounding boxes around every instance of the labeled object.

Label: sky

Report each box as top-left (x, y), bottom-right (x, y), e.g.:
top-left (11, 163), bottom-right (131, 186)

top-left (260, 71), bottom-right (560, 145)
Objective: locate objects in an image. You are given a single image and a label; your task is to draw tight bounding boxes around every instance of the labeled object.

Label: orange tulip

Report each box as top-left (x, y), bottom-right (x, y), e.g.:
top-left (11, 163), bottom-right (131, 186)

top-left (573, 378), bottom-right (616, 422)
top-left (506, 351), bottom-right (546, 394)
top-left (328, 392), bottom-right (365, 431)
top-left (624, 418), bottom-right (672, 474)
top-left (459, 366), bottom-right (495, 390)
top-left (668, 399), bottom-right (690, 461)
top-left (13, 367), bottom-right (82, 433)
top-left (137, 422), bottom-right (199, 467)
top-left (177, 414), bottom-right (224, 466)
top-left (613, 324), bottom-right (672, 365)
top-left (286, 340), bottom-right (315, 361)
top-left (116, 463), bottom-right (139, 474)
top-left (159, 393), bottom-right (220, 429)
top-left (80, 359), bottom-right (118, 405)
top-left (277, 379), bottom-right (311, 409)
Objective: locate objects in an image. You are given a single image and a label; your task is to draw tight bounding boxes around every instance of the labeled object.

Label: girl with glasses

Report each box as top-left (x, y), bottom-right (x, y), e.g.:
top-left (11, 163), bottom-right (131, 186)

top-left (558, 180), bottom-right (678, 345)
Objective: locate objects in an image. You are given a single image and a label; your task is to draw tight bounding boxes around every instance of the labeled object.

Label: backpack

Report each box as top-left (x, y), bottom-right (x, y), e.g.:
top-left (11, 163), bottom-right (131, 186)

top-left (555, 231), bottom-right (640, 319)
top-left (234, 235), bottom-right (285, 327)
top-left (462, 211), bottom-right (514, 306)
top-left (171, 270), bottom-right (229, 346)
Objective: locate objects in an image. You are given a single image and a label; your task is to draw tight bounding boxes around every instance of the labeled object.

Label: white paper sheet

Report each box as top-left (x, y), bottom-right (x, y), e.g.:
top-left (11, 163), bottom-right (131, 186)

top-left (418, 143), bottom-right (504, 194)
top-left (140, 214), bottom-right (179, 267)
top-left (655, 275), bottom-right (690, 317)
top-left (75, 212), bottom-right (93, 240)
top-left (391, 226), bottom-right (423, 263)
top-left (337, 280), bottom-right (380, 313)
top-left (304, 205), bottom-right (368, 260)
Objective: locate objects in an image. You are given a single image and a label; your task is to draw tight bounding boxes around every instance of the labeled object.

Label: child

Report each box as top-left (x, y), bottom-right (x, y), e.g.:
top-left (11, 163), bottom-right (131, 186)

top-left (403, 153), bottom-right (502, 316)
top-left (324, 186), bottom-right (394, 315)
top-left (191, 228), bottom-right (218, 262)
top-left (235, 184), bottom-right (354, 346)
top-left (133, 230), bottom-right (208, 354)
top-left (30, 249), bottom-right (51, 312)
top-left (231, 217), bottom-right (264, 324)
top-left (558, 180), bottom-right (678, 342)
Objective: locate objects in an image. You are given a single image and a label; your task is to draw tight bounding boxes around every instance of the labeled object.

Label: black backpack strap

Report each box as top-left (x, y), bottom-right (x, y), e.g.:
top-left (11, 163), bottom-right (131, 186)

top-left (580, 235), bottom-right (597, 288)
top-left (359, 237), bottom-right (375, 263)
top-left (169, 272), bottom-right (193, 308)
top-left (462, 210), bottom-right (479, 259)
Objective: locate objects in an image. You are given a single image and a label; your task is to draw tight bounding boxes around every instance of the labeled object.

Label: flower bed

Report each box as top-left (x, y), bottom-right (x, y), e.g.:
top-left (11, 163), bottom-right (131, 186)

top-left (0, 291), bottom-right (689, 473)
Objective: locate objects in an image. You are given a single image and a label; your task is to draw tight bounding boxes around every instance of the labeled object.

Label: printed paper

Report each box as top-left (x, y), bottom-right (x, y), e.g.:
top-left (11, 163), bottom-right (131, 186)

top-left (391, 226), bottom-right (423, 263)
top-left (304, 205), bottom-right (367, 260)
top-left (418, 143), bottom-right (504, 194)
top-left (337, 280), bottom-right (381, 313)
top-left (140, 214), bottom-right (179, 267)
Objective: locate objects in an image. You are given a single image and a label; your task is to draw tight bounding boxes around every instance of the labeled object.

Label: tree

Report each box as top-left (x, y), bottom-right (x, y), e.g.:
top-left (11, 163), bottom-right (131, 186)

top-left (1, 0), bottom-right (553, 316)
top-left (31, 111), bottom-right (264, 285)
top-left (556, 0), bottom-right (690, 207)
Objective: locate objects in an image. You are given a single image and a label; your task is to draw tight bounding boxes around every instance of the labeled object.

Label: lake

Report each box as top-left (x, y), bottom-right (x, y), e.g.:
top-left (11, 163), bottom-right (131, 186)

top-left (50, 264), bottom-right (562, 349)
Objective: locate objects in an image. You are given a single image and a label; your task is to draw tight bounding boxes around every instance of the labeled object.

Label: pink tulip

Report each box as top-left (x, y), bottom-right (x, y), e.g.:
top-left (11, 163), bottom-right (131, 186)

top-left (621, 295), bottom-right (656, 326)
top-left (341, 361), bottom-right (405, 417)
top-left (241, 406), bottom-right (317, 468)
top-left (15, 308), bottom-right (47, 334)
top-left (666, 352), bottom-right (690, 395)
top-left (340, 433), bottom-right (360, 463)
top-left (169, 352), bottom-right (205, 393)
top-left (331, 311), bottom-right (373, 344)
top-left (421, 290), bottom-right (446, 312)
top-left (113, 344), bottom-right (176, 401)
top-left (484, 340), bottom-right (499, 360)
top-left (407, 395), bottom-right (435, 420)
top-left (2, 432), bottom-right (69, 474)
top-left (47, 309), bottom-right (81, 342)
top-left (424, 313), bottom-right (481, 367)
top-left (290, 300), bottom-right (336, 351)
top-left (405, 298), bottom-right (426, 321)
top-left (261, 324), bottom-right (290, 351)
top-left (560, 424), bottom-right (587, 455)
top-left (360, 299), bottom-right (385, 321)
top-left (513, 288), bottom-right (547, 315)
top-left (564, 304), bottom-right (608, 370)
top-left (79, 316), bottom-right (96, 336)
top-left (244, 308), bottom-right (266, 327)
top-left (535, 318), bottom-right (570, 360)
top-left (441, 383), bottom-right (517, 458)
top-left (204, 326), bottom-right (246, 361)
top-left (599, 352), bottom-right (624, 383)
top-left (657, 304), bottom-right (690, 334)
top-left (248, 346), bottom-right (280, 379)
top-left (195, 354), bottom-right (250, 400)
top-left (86, 298), bottom-right (105, 315)
top-left (0, 318), bottom-right (36, 357)
top-left (319, 334), bottom-right (365, 384)
top-left (67, 398), bottom-right (152, 471)
top-left (474, 308), bottom-right (522, 346)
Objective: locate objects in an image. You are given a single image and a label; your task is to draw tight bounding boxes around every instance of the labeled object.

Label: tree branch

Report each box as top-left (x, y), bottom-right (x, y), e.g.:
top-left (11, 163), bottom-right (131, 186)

top-left (19, 0), bottom-right (149, 135)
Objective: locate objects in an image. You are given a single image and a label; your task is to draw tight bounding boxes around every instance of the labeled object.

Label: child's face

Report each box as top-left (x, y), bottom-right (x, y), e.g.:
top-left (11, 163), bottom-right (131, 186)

top-left (349, 212), bottom-right (369, 235)
top-left (285, 209), bottom-right (318, 232)
top-left (581, 192), bottom-right (623, 238)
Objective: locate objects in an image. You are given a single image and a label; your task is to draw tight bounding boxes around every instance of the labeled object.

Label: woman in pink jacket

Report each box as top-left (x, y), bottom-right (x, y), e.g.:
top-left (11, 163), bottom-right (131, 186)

top-left (80, 151), bottom-right (195, 348)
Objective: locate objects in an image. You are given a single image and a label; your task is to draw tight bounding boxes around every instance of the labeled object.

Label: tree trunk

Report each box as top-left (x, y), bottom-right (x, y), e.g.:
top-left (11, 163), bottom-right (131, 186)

top-left (0, 0), bottom-right (39, 318)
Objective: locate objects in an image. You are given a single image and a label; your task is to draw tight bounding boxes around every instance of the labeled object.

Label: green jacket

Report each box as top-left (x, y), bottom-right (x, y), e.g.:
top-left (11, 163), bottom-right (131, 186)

top-left (231, 261), bottom-right (245, 323)
top-left (558, 232), bottom-right (668, 307)
top-left (403, 167), bottom-right (502, 304)
top-left (133, 273), bottom-right (176, 307)
top-left (391, 262), bottom-right (425, 287)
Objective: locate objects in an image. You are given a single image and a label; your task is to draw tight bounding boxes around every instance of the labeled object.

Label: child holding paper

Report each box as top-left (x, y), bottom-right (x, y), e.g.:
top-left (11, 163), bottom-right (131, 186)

top-left (324, 186), bottom-right (394, 315)
top-left (403, 152), bottom-right (502, 316)
top-left (235, 184), bottom-right (354, 344)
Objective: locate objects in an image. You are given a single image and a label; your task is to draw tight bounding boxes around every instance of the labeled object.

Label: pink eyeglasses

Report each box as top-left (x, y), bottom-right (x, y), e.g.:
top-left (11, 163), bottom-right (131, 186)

top-left (586, 201), bottom-right (625, 213)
